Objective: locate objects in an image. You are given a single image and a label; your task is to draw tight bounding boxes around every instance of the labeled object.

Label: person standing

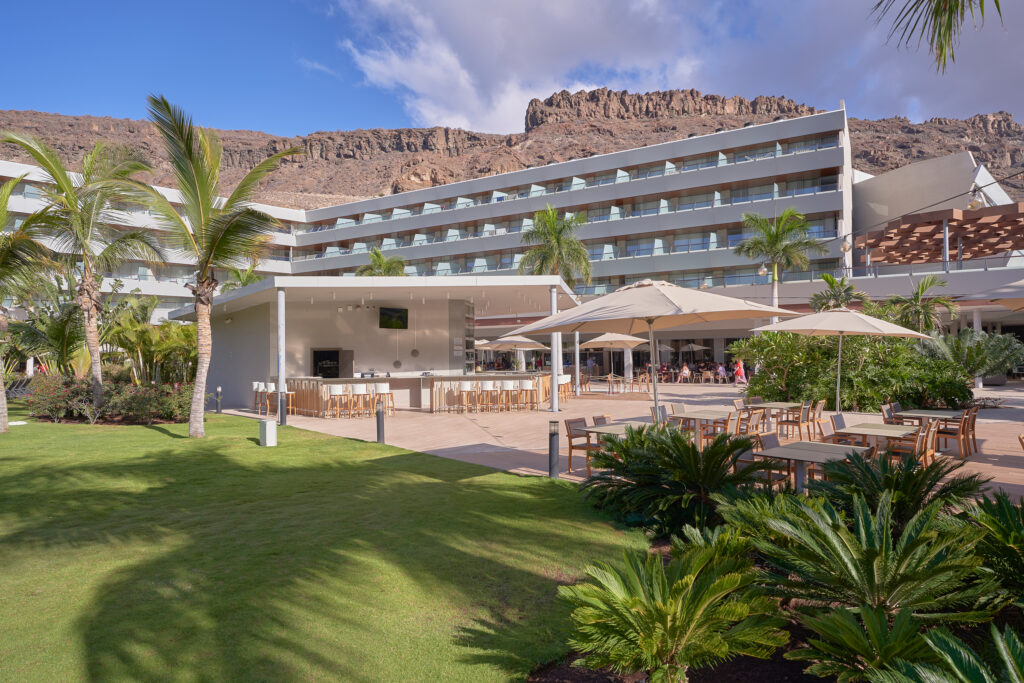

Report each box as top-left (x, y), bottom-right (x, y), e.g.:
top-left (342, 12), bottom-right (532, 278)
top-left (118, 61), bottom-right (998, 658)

top-left (734, 359), bottom-right (747, 385)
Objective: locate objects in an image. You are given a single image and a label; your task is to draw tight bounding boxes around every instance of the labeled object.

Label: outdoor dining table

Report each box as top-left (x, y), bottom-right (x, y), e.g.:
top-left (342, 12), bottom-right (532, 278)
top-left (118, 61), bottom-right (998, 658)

top-left (837, 422), bottom-right (917, 447)
top-left (896, 409), bottom-right (963, 424)
top-left (755, 441), bottom-right (872, 493)
top-left (581, 421), bottom-right (650, 437)
top-left (677, 408), bottom-right (733, 447)
top-left (600, 374), bottom-right (627, 395)
top-left (755, 401), bottom-right (801, 428)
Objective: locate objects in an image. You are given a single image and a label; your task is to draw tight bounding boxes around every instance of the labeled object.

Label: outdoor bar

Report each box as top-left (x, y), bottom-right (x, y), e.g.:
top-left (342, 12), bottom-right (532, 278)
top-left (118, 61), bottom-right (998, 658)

top-left (167, 275), bottom-right (578, 413)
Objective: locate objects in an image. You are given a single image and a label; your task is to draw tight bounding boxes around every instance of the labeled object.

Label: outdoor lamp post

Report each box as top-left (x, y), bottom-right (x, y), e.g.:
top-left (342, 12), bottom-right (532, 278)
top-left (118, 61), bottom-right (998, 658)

top-left (215, 386), bottom-right (222, 414)
top-left (548, 421), bottom-right (559, 479)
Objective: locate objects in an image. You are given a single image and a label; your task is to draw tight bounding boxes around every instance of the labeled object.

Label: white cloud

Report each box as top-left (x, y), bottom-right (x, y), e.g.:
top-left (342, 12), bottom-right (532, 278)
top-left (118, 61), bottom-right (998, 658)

top-left (331, 0), bottom-right (1024, 132)
top-left (297, 57), bottom-right (341, 79)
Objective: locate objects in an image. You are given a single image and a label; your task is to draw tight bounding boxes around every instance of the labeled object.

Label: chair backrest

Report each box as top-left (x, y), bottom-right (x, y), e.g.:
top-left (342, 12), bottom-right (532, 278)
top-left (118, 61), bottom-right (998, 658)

top-left (564, 417), bottom-right (587, 438)
top-left (925, 419), bottom-right (940, 452)
top-left (760, 433), bottom-right (780, 450)
top-left (800, 402), bottom-right (811, 421)
top-left (892, 401), bottom-right (903, 413)
top-left (749, 396), bottom-right (763, 404)
top-left (912, 424), bottom-right (928, 452)
top-left (670, 402), bottom-right (686, 415)
top-left (518, 379), bottom-right (534, 390)
top-left (732, 398), bottom-right (745, 410)
top-left (724, 412), bottom-right (738, 434)
top-left (881, 404), bottom-right (895, 424)
top-left (820, 420), bottom-right (836, 439)
top-left (350, 383), bottom-right (368, 395)
top-left (252, 381), bottom-right (261, 391)
top-left (328, 384), bottom-right (346, 397)
top-left (265, 382), bottom-right (276, 393)
top-left (967, 406), bottom-right (979, 431)
top-left (375, 382), bottom-right (390, 393)
top-left (832, 413), bottom-right (848, 431)
top-left (651, 405), bottom-right (668, 422)
top-left (813, 399), bottom-right (825, 419)
top-left (480, 381), bottom-right (495, 391)
top-left (593, 415), bottom-right (611, 426)
top-left (459, 381), bottom-right (474, 392)
top-left (748, 410), bottom-right (763, 431)
top-left (501, 380), bottom-right (517, 391)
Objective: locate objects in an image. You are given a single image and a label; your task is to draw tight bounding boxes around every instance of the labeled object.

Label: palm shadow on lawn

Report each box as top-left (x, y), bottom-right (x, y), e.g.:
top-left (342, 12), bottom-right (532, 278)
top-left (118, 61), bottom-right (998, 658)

top-left (0, 431), bottom-right (634, 681)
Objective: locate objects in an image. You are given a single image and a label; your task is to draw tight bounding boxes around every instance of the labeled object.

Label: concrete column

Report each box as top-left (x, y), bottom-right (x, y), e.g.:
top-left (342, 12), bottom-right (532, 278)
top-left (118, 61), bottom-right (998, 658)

top-left (713, 337), bottom-right (725, 363)
top-left (942, 219), bottom-right (949, 273)
top-left (25, 357), bottom-right (34, 377)
top-left (277, 287), bottom-right (287, 426)
top-left (549, 286), bottom-right (559, 413)
top-left (624, 349), bottom-right (634, 381)
top-left (973, 308), bottom-right (983, 390)
top-left (573, 331), bottom-right (581, 396)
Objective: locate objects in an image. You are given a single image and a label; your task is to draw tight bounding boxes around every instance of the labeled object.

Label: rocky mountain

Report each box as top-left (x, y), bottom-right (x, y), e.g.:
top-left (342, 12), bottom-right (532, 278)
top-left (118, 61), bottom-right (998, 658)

top-left (0, 87), bottom-right (1021, 208)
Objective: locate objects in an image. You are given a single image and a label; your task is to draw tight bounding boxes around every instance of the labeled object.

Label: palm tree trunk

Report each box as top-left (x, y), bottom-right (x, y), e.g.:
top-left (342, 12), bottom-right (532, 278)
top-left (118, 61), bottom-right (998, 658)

top-left (188, 279), bottom-right (217, 438)
top-left (0, 310), bottom-right (8, 434)
top-left (77, 271), bottom-right (105, 408)
top-left (771, 263), bottom-right (780, 324)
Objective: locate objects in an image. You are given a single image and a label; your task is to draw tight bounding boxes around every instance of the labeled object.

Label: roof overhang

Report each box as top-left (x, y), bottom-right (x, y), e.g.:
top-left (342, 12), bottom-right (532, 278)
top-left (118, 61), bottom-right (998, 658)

top-left (167, 275), bottom-right (579, 322)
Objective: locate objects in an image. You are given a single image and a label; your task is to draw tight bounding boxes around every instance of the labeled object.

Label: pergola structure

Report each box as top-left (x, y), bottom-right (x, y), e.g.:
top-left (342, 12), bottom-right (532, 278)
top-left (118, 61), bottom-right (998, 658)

top-left (856, 203), bottom-right (1024, 265)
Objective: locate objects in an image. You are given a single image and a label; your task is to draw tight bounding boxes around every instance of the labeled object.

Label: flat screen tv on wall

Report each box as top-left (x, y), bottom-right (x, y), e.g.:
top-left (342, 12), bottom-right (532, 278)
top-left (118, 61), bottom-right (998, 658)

top-left (379, 307), bottom-right (409, 329)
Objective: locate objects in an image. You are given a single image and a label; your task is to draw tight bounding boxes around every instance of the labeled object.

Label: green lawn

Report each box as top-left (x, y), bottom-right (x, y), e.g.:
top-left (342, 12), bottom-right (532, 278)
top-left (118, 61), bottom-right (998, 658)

top-left (0, 403), bottom-right (644, 682)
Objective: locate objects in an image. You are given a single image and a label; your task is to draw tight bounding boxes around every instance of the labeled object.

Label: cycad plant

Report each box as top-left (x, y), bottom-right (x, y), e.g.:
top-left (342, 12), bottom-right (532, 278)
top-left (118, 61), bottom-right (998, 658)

top-left (734, 492), bottom-right (995, 623)
top-left (560, 526), bottom-right (787, 682)
top-left (127, 95), bottom-right (300, 437)
top-left (967, 493), bottom-right (1024, 602)
top-left (0, 175), bottom-right (49, 432)
top-left (811, 272), bottom-right (870, 311)
top-left (873, 625), bottom-right (1024, 683)
top-left (581, 428), bottom-right (779, 534)
top-left (518, 204), bottom-right (591, 289)
top-left (809, 451), bottom-right (990, 533)
top-left (887, 275), bottom-right (958, 333)
top-left (355, 247), bottom-right (406, 276)
top-left (733, 207), bottom-right (827, 310)
top-left (786, 606), bottom-right (934, 682)
top-left (925, 328), bottom-right (1024, 379)
top-left (1, 134), bottom-right (162, 408)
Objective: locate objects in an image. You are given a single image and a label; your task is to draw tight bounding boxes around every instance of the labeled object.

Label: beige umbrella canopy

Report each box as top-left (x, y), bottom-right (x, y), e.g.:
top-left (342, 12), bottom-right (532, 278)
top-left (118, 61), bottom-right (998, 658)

top-left (479, 335), bottom-right (549, 351)
top-left (513, 279), bottom-right (796, 420)
top-left (679, 343), bottom-right (709, 352)
top-left (752, 307), bottom-right (929, 412)
top-left (579, 333), bottom-right (648, 350)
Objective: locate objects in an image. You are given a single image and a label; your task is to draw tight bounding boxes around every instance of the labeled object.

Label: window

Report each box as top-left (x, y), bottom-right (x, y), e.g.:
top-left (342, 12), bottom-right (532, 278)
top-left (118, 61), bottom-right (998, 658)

top-left (673, 234), bottom-right (710, 253)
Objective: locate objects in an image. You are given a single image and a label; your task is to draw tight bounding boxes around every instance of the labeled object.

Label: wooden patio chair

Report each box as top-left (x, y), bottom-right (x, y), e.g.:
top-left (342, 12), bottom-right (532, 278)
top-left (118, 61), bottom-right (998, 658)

top-left (564, 418), bottom-right (601, 475)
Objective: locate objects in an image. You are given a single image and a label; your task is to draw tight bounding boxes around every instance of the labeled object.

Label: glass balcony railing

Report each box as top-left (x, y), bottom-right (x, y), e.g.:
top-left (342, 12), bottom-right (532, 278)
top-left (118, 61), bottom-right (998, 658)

top-left (292, 135), bottom-right (842, 234)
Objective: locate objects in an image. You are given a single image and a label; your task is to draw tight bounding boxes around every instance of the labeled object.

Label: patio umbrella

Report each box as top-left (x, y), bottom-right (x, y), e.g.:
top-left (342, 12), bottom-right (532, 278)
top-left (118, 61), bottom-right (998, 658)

top-left (480, 335), bottom-right (549, 351)
top-left (580, 333), bottom-right (648, 379)
top-left (956, 278), bottom-right (1024, 311)
top-left (752, 307), bottom-right (929, 413)
top-left (511, 279), bottom-right (795, 421)
top-left (678, 342), bottom-right (709, 363)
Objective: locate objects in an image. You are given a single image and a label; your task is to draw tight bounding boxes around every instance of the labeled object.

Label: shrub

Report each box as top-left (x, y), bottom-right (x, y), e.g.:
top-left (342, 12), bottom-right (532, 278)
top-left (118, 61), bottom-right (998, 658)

top-left (581, 428), bottom-right (778, 534)
top-left (559, 525), bottom-right (787, 682)
top-left (967, 493), bottom-right (1024, 603)
top-left (875, 624), bottom-right (1024, 683)
top-left (106, 384), bottom-right (164, 425)
top-left (25, 374), bottom-right (88, 423)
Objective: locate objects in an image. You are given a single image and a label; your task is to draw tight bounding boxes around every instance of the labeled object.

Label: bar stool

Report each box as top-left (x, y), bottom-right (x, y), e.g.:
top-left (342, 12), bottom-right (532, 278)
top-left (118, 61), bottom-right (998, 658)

top-left (499, 380), bottom-right (519, 411)
top-left (518, 378), bottom-right (538, 410)
top-left (326, 384), bottom-right (347, 418)
top-left (373, 382), bottom-right (395, 416)
top-left (457, 381), bottom-right (477, 413)
top-left (253, 381), bottom-right (265, 413)
top-left (263, 383), bottom-right (277, 415)
top-left (478, 380), bottom-right (499, 412)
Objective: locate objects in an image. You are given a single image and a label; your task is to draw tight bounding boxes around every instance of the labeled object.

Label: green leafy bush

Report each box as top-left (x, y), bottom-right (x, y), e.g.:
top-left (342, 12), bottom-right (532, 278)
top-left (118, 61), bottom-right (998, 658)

top-left (581, 428), bottom-right (777, 534)
top-left (25, 374), bottom-right (89, 422)
top-left (967, 493), bottom-right (1024, 602)
top-left (106, 384), bottom-right (164, 425)
top-left (874, 624), bottom-right (1024, 683)
top-left (559, 525), bottom-right (787, 682)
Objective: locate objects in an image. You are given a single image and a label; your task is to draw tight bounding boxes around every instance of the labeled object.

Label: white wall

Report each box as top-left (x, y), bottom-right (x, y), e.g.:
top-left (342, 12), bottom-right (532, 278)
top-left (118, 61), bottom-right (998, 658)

top-left (208, 303), bottom-right (273, 409)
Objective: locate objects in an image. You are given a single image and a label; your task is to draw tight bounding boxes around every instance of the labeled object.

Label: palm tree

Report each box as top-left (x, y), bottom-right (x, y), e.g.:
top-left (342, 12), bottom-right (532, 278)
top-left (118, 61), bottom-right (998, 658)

top-left (1, 134), bottom-right (163, 408)
top-left (560, 527), bottom-right (787, 681)
top-left (888, 275), bottom-right (958, 333)
top-left (355, 247), bottom-right (406, 276)
top-left (872, 0), bottom-right (1004, 73)
top-left (518, 204), bottom-right (591, 289)
top-left (810, 272), bottom-right (870, 311)
top-left (219, 264), bottom-right (264, 292)
top-left (0, 175), bottom-right (49, 433)
top-left (127, 95), bottom-right (300, 438)
top-left (733, 208), bottom-right (827, 311)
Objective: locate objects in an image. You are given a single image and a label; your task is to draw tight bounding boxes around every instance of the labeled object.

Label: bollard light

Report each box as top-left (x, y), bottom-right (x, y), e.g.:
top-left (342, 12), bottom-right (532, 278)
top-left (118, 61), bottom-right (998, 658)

top-left (215, 386), bottom-right (223, 414)
top-left (548, 420), bottom-right (559, 479)
top-left (376, 407), bottom-right (386, 444)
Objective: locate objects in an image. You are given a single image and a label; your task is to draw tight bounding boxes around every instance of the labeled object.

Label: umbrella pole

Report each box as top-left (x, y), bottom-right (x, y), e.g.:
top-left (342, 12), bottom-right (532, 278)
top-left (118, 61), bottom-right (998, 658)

top-left (647, 321), bottom-right (661, 424)
top-left (835, 332), bottom-right (843, 414)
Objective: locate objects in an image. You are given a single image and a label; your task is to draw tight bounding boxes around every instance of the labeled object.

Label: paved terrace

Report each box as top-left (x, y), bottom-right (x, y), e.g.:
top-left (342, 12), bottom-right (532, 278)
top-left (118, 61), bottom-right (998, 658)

top-left (228, 382), bottom-right (1024, 496)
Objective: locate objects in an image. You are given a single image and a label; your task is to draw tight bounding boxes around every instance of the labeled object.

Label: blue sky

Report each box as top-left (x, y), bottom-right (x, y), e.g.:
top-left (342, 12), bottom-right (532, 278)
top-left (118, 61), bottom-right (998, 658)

top-left (4, 1), bottom-right (1022, 136)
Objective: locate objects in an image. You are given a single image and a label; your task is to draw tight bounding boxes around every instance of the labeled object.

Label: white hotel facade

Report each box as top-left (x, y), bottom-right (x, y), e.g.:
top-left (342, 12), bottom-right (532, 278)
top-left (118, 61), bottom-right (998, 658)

top-left (2, 106), bottom-right (1019, 366)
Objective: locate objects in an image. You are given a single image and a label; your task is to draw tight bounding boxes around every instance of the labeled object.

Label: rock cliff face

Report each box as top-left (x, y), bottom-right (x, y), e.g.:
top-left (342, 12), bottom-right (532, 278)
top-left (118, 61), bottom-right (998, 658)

top-left (0, 88), bottom-right (1020, 208)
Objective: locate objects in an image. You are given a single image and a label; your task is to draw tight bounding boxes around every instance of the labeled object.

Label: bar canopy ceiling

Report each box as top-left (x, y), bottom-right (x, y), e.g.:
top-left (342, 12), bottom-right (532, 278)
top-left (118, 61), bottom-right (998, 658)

top-left (166, 275), bottom-right (579, 322)
top-left (856, 202), bottom-right (1024, 264)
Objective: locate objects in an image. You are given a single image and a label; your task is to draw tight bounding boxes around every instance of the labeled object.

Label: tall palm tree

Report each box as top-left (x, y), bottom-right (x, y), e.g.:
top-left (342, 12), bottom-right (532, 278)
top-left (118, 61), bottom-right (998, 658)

top-left (220, 263), bottom-right (264, 292)
top-left (0, 175), bottom-right (49, 433)
top-left (355, 247), bottom-right (406, 276)
top-left (872, 0), bottom-right (1004, 72)
top-left (810, 272), bottom-right (870, 311)
top-left (1, 134), bottom-right (163, 408)
top-left (733, 208), bottom-right (827, 311)
top-left (518, 204), bottom-right (591, 289)
top-left (127, 95), bottom-right (300, 438)
top-left (888, 274), bottom-right (959, 333)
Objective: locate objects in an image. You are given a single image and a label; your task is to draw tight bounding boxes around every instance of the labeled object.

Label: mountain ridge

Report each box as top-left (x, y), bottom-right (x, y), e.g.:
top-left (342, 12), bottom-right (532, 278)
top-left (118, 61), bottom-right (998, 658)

top-left (1, 88), bottom-right (1021, 209)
